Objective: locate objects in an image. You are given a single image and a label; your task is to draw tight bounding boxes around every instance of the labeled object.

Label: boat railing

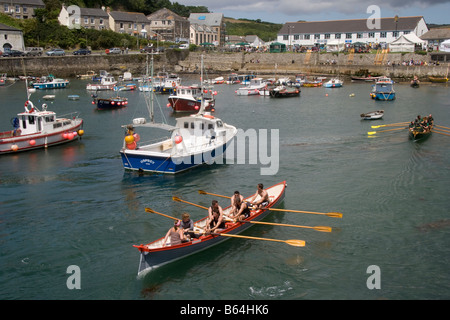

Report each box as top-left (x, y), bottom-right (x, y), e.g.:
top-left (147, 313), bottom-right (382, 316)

top-left (58, 111), bottom-right (81, 120)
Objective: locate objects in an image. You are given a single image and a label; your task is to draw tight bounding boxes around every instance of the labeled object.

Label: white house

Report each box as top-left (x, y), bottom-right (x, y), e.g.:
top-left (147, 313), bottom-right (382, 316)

top-left (277, 16), bottom-right (428, 49)
top-left (0, 23), bottom-right (25, 52)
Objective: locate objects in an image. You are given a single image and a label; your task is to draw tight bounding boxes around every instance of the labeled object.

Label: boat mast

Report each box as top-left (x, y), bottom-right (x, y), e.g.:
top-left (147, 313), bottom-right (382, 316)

top-left (197, 54), bottom-right (206, 115)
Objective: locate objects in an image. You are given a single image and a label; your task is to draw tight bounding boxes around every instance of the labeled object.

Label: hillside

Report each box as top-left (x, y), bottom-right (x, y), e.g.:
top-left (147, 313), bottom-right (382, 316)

top-left (224, 17), bottom-right (282, 42)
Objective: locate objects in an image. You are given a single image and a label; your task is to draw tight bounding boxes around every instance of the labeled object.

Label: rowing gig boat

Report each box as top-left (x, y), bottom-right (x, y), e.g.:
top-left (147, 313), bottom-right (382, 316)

top-left (133, 181), bottom-right (287, 277)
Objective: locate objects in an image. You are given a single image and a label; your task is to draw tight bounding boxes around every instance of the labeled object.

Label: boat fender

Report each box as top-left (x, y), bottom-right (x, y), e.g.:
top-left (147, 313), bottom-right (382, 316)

top-left (204, 114), bottom-right (214, 119)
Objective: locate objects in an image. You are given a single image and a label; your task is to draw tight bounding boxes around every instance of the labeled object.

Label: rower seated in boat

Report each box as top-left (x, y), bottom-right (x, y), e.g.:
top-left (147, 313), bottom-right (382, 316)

top-left (230, 196), bottom-right (251, 222)
top-left (250, 183), bottom-right (270, 210)
top-left (230, 191), bottom-right (244, 216)
top-left (180, 212), bottom-right (199, 240)
top-left (162, 220), bottom-right (185, 247)
top-left (206, 200), bottom-right (226, 233)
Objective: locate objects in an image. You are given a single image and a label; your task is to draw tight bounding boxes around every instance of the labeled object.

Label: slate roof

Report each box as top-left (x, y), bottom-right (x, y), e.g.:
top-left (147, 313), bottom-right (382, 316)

top-left (147, 8), bottom-right (187, 21)
top-left (79, 8), bottom-right (109, 18)
top-left (420, 28), bottom-right (450, 40)
top-left (279, 16), bottom-right (424, 34)
top-left (109, 11), bottom-right (149, 23)
top-left (189, 13), bottom-right (224, 26)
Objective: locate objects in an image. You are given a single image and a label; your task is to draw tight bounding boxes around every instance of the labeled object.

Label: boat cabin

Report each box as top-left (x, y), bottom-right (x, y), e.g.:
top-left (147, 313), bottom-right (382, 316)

top-left (15, 102), bottom-right (71, 135)
top-left (374, 78), bottom-right (394, 93)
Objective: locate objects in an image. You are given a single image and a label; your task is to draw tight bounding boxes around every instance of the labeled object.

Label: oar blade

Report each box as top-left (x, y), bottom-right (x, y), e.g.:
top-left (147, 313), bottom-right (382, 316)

top-left (172, 196), bottom-right (181, 202)
top-left (315, 226), bottom-right (333, 232)
top-left (198, 190), bottom-right (207, 195)
top-left (327, 212), bottom-right (343, 218)
top-left (145, 207), bottom-right (155, 213)
top-left (367, 131), bottom-right (377, 135)
top-left (286, 239), bottom-right (306, 247)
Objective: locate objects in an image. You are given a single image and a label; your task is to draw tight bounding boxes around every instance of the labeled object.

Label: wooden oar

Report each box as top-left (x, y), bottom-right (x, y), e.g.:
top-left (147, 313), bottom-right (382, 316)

top-left (371, 122), bottom-right (409, 129)
top-left (172, 196), bottom-right (208, 210)
top-left (198, 190), bottom-right (231, 199)
top-left (265, 207), bottom-right (343, 218)
top-left (367, 127), bottom-right (407, 135)
top-left (145, 207), bottom-right (178, 221)
top-left (237, 219), bottom-right (332, 232)
top-left (436, 125), bottom-right (450, 131)
top-left (212, 232), bottom-right (305, 247)
top-left (434, 127), bottom-right (450, 133)
top-left (198, 191), bottom-right (342, 218)
top-left (433, 130), bottom-right (450, 137)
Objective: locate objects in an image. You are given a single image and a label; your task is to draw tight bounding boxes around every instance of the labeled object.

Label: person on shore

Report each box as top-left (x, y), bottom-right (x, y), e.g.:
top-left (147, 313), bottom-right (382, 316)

top-left (162, 220), bottom-right (185, 247)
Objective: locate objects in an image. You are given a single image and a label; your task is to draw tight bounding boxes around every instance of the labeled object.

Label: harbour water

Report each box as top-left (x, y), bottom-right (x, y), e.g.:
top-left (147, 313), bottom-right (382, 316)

top-left (0, 77), bottom-right (449, 301)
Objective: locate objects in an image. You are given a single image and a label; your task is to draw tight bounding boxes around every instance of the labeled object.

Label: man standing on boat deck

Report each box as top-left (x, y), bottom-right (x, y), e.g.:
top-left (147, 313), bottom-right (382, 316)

top-left (250, 183), bottom-right (270, 209)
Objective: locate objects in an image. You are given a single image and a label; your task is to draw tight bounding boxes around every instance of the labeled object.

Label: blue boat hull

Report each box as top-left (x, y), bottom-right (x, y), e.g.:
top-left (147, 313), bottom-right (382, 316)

top-left (371, 92), bottom-right (396, 101)
top-left (120, 139), bottom-right (231, 174)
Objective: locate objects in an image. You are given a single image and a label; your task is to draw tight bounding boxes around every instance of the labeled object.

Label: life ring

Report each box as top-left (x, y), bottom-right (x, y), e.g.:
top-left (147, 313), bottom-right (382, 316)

top-left (172, 82), bottom-right (176, 87)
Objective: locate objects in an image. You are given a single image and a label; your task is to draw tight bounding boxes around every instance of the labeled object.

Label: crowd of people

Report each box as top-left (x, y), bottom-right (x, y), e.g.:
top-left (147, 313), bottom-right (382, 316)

top-left (409, 114), bottom-right (434, 133)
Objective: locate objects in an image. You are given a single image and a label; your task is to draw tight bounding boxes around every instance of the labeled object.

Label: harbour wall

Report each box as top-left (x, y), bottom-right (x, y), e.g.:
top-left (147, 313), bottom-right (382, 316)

top-left (0, 50), bottom-right (448, 81)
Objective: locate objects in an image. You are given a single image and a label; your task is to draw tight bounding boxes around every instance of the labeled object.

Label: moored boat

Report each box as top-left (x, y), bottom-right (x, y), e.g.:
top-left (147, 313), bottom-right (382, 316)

top-left (33, 75), bottom-right (69, 89)
top-left (428, 76), bottom-right (448, 83)
top-left (324, 78), bottom-right (343, 88)
top-left (0, 83), bottom-right (84, 154)
top-left (86, 76), bottom-right (117, 91)
top-left (167, 85), bottom-right (216, 113)
top-left (236, 77), bottom-right (267, 95)
top-left (360, 110), bottom-right (384, 120)
top-left (133, 181), bottom-right (287, 277)
top-left (269, 85), bottom-right (300, 98)
top-left (370, 77), bottom-right (395, 101)
top-left (120, 55), bottom-right (237, 174)
top-left (92, 95), bottom-right (128, 110)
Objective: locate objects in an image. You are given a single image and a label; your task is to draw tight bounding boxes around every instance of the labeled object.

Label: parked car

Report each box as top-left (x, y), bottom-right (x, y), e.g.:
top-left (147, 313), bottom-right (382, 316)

top-left (73, 48), bottom-right (91, 55)
top-left (25, 47), bottom-right (43, 56)
top-left (3, 50), bottom-right (25, 57)
top-left (140, 45), bottom-right (154, 53)
top-left (107, 48), bottom-right (121, 54)
top-left (46, 48), bottom-right (65, 56)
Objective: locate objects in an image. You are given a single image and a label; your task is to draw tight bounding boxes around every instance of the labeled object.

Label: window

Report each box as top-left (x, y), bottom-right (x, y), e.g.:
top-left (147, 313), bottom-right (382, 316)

top-left (184, 122), bottom-right (189, 128)
top-left (4, 4), bottom-right (8, 12)
top-left (304, 34), bottom-right (310, 40)
top-left (368, 32), bottom-right (375, 38)
top-left (335, 33), bottom-right (341, 39)
top-left (314, 34), bottom-right (320, 39)
top-left (283, 35), bottom-right (288, 40)
top-left (324, 33), bottom-right (330, 39)
top-left (392, 31), bottom-right (399, 37)
top-left (346, 33), bottom-right (352, 39)
top-left (380, 32), bottom-right (387, 38)
top-left (23, 7), bottom-right (27, 13)
top-left (357, 33), bottom-right (363, 39)
top-left (294, 35), bottom-right (299, 40)
top-left (99, 18), bottom-right (103, 25)
top-left (91, 18), bottom-right (94, 24)
top-left (15, 5), bottom-right (20, 13)
top-left (84, 18), bottom-right (88, 24)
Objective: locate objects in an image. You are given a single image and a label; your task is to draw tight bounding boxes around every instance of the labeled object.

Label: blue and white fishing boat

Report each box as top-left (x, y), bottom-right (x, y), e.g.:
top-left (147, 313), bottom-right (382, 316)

top-left (370, 77), bottom-right (396, 101)
top-left (33, 75), bottom-right (69, 89)
top-left (120, 56), bottom-right (237, 174)
top-left (324, 78), bottom-right (343, 88)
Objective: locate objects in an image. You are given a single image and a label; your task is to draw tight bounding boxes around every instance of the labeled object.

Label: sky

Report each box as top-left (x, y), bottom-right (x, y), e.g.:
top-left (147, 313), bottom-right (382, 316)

top-left (176, 0), bottom-right (450, 25)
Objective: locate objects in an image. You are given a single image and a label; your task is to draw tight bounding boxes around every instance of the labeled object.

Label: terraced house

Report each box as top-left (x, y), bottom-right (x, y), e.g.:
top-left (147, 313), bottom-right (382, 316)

top-left (58, 6), bottom-right (110, 30)
top-left (146, 8), bottom-right (189, 42)
top-left (278, 16), bottom-right (428, 49)
top-left (0, 0), bottom-right (44, 19)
